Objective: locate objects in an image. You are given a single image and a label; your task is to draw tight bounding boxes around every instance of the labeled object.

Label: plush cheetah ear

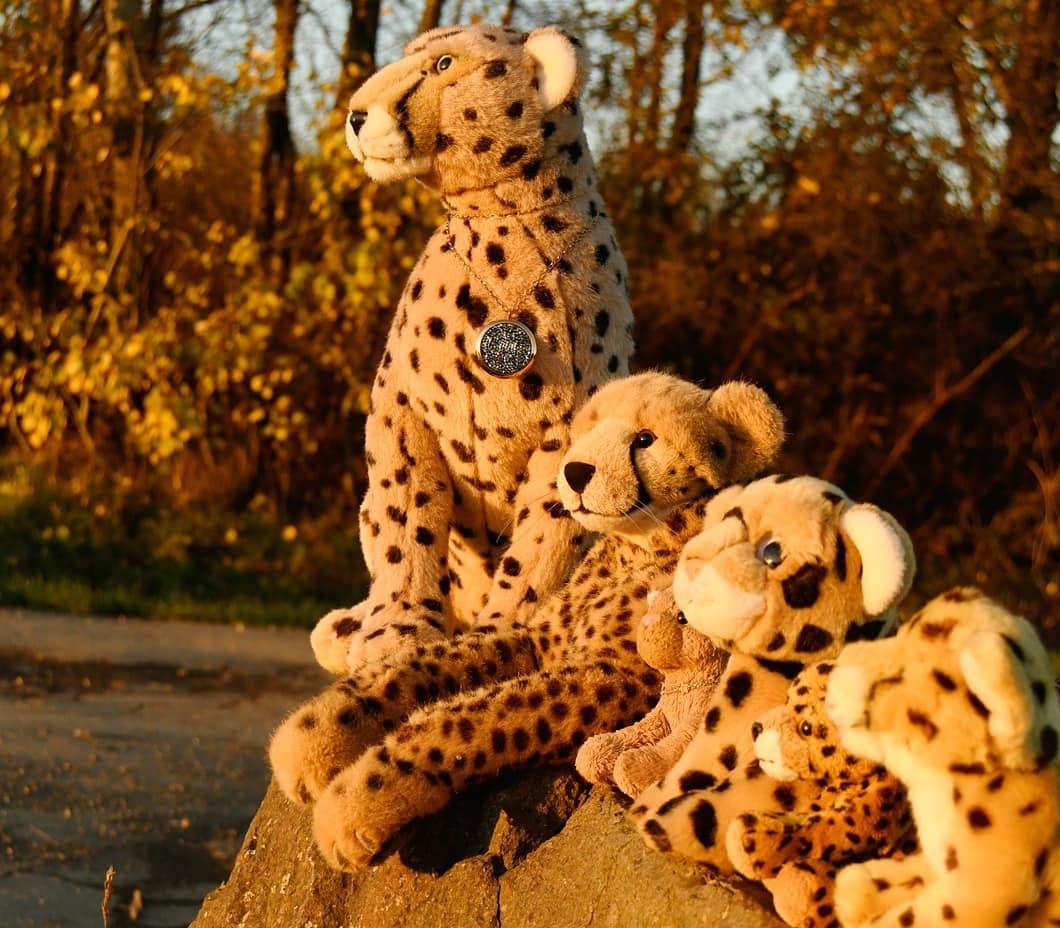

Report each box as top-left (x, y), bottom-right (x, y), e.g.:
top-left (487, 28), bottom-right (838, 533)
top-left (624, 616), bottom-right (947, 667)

top-left (959, 621), bottom-right (1060, 770)
top-left (524, 27), bottom-right (586, 111)
top-left (840, 504), bottom-right (916, 617)
top-left (701, 381), bottom-right (786, 483)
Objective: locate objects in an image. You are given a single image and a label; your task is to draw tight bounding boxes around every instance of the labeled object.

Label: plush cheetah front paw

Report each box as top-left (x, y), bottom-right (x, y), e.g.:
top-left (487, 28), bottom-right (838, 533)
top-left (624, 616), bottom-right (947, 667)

top-left (614, 746), bottom-right (670, 798)
top-left (347, 613), bottom-right (449, 670)
top-left (311, 745), bottom-right (452, 871)
top-left (269, 685), bottom-right (390, 805)
top-left (834, 861), bottom-right (890, 928)
top-left (311, 604), bottom-right (369, 674)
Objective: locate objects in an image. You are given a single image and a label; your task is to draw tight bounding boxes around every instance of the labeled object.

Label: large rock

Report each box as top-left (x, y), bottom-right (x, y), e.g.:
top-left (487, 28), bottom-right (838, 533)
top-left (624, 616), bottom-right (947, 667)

top-left (191, 770), bottom-right (784, 928)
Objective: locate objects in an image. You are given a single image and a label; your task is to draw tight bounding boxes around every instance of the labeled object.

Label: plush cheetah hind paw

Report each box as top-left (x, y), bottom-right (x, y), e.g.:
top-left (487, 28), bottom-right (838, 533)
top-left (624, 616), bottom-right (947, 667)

top-left (310, 604), bottom-right (369, 674)
top-left (346, 614), bottom-right (448, 670)
top-left (833, 862), bottom-right (886, 928)
top-left (574, 731), bottom-right (627, 786)
top-left (725, 812), bottom-right (796, 878)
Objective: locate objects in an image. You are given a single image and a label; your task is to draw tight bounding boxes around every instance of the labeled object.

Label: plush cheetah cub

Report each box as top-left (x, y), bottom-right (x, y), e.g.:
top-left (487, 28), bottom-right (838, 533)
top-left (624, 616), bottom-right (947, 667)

top-left (629, 475), bottom-right (916, 872)
top-left (269, 372), bottom-right (785, 870)
top-left (575, 586), bottom-right (728, 798)
top-left (316, 24), bottom-right (636, 671)
top-left (726, 662), bottom-right (914, 928)
top-left (827, 587), bottom-right (1060, 928)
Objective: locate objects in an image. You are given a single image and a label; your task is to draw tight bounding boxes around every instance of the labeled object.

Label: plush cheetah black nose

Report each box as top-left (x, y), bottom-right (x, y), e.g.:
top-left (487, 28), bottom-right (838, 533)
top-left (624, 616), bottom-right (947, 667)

top-left (564, 461), bottom-right (596, 494)
top-left (348, 110), bottom-right (368, 134)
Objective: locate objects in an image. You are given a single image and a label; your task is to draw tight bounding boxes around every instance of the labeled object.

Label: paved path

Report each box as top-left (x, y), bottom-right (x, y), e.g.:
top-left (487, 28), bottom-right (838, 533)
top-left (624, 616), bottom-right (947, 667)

top-left (0, 609), bottom-right (330, 928)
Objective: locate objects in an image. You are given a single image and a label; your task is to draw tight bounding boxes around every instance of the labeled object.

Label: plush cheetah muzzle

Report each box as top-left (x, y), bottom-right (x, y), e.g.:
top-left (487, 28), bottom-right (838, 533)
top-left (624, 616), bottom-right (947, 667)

top-left (346, 103), bottom-right (431, 182)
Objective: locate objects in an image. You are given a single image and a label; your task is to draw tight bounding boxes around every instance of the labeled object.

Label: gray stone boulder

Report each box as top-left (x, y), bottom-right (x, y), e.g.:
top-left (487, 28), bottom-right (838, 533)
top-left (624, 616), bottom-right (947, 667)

top-left (191, 770), bottom-right (784, 928)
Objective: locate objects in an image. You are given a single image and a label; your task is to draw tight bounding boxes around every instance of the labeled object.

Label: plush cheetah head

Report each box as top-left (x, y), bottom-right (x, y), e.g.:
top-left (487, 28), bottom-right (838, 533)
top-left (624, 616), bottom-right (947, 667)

top-left (754, 662), bottom-right (889, 785)
top-left (639, 586), bottom-right (728, 674)
top-left (674, 475), bottom-right (916, 661)
top-left (558, 372), bottom-right (785, 539)
top-left (827, 587), bottom-right (1060, 774)
top-left (346, 24), bottom-right (588, 190)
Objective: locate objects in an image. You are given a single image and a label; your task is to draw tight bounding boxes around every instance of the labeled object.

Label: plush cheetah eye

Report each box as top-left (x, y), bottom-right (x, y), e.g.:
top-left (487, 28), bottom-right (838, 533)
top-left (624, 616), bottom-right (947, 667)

top-left (676, 611), bottom-right (687, 625)
top-left (798, 720), bottom-right (814, 738)
top-left (633, 430), bottom-right (655, 449)
top-left (435, 55), bottom-right (454, 73)
top-left (756, 535), bottom-right (784, 568)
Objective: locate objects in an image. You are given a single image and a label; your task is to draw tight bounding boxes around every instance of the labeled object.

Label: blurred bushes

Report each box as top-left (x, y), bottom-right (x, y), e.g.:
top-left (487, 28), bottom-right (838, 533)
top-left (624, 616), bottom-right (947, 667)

top-left (0, 1), bottom-right (1055, 632)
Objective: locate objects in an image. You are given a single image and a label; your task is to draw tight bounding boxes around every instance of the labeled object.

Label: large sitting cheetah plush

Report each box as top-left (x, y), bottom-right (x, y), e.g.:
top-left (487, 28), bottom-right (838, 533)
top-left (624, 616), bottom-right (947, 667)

top-left (314, 24), bottom-right (635, 671)
top-left (628, 475), bottom-right (917, 872)
top-left (827, 587), bottom-right (1060, 928)
top-left (575, 586), bottom-right (729, 798)
top-left (726, 661), bottom-right (914, 928)
top-left (270, 372), bottom-right (786, 870)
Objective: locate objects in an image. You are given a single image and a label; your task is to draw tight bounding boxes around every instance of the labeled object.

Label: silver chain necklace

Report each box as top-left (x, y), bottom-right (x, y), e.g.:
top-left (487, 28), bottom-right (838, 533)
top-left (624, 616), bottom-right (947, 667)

top-left (443, 212), bottom-right (599, 378)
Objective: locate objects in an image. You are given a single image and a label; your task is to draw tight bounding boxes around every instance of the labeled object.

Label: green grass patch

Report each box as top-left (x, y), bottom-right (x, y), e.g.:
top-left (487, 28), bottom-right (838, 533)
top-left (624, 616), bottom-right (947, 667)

top-left (0, 464), bottom-right (367, 628)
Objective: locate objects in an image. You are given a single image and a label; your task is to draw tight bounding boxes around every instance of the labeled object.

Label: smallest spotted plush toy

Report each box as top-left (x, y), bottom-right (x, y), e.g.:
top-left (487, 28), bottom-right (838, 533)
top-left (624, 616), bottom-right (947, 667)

top-left (576, 586), bottom-right (728, 797)
top-left (827, 587), bottom-right (1060, 928)
top-left (726, 661), bottom-right (915, 928)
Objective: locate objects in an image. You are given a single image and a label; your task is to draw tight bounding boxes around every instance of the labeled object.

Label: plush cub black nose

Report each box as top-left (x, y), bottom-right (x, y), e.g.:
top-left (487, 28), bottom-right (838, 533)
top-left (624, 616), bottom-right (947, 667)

top-left (564, 461), bottom-right (596, 494)
top-left (348, 110), bottom-right (368, 134)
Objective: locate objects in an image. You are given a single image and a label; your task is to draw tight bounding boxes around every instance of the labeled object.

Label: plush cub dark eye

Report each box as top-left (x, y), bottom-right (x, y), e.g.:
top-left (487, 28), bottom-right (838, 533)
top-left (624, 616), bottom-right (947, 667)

top-left (436, 55), bottom-right (454, 72)
top-left (756, 535), bottom-right (784, 568)
top-left (633, 430), bottom-right (655, 449)
top-left (799, 720), bottom-right (814, 737)
top-left (676, 611), bottom-right (687, 626)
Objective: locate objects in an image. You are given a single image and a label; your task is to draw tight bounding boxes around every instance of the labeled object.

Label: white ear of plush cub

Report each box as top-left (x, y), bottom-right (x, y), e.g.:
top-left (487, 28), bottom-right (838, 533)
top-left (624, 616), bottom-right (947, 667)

top-left (839, 504), bottom-right (915, 616)
top-left (524, 28), bottom-right (581, 111)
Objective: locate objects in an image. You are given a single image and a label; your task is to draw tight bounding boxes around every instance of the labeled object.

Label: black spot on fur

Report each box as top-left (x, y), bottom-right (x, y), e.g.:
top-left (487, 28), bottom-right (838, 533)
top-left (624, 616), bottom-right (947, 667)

top-left (1039, 725), bottom-right (1058, 765)
top-left (783, 563), bottom-right (828, 609)
top-left (679, 770), bottom-right (717, 791)
top-left (834, 533), bottom-right (847, 581)
top-left (725, 671), bottom-right (754, 708)
top-left (794, 623), bottom-right (835, 653)
top-left (690, 800), bottom-right (718, 848)
top-left (499, 144), bottom-right (526, 166)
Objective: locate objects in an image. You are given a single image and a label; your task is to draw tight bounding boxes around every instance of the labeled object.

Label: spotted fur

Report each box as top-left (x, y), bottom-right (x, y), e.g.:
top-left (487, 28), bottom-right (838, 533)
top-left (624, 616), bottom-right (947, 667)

top-left (269, 373), bottom-right (785, 870)
top-left (828, 588), bottom-right (1060, 928)
top-left (727, 662), bottom-right (914, 928)
top-left (628, 475), bottom-right (916, 871)
top-left (313, 25), bottom-right (636, 671)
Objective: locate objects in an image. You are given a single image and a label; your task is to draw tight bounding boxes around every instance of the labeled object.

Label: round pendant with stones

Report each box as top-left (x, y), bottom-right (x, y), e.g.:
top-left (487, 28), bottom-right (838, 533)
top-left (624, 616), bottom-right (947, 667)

top-left (474, 319), bottom-right (538, 378)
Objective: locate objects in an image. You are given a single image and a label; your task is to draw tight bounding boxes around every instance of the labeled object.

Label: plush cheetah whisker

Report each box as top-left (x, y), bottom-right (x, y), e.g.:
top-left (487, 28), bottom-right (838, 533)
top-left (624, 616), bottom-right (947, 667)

top-left (627, 499), bottom-right (673, 535)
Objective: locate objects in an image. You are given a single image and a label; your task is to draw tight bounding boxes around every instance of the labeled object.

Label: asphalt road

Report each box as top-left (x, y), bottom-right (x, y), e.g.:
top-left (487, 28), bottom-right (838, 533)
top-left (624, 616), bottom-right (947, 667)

top-left (0, 609), bottom-right (330, 928)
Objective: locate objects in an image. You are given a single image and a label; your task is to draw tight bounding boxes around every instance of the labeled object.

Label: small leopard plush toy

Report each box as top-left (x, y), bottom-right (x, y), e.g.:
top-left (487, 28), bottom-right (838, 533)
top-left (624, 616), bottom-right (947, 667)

top-left (575, 586), bottom-right (728, 798)
top-left (726, 661), bottom-right (915, 928)
top-left (314, 24), bottom-right (636, 672)
top-left (628, 475), bottom-right (917, 872)
top-left (827, 587), bottom-right (1060, 928)
top-left (269, 372), bottom-right (785, 870)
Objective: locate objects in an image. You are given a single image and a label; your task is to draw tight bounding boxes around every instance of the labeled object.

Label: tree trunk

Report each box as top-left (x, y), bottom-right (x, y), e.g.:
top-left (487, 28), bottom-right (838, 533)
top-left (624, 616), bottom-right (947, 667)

top-left (256, 0), bottom-right (299, 284)
top-left (670, 0), bottom-right (705, 155)
top-left (418, 0), bottom-right (445, 35)
top-left (998, 0), bottom-right (1060, 219)
top-left (334, 0), bottom-right (381, 112)
top-left (102, 0), bottom-right (144, 297)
